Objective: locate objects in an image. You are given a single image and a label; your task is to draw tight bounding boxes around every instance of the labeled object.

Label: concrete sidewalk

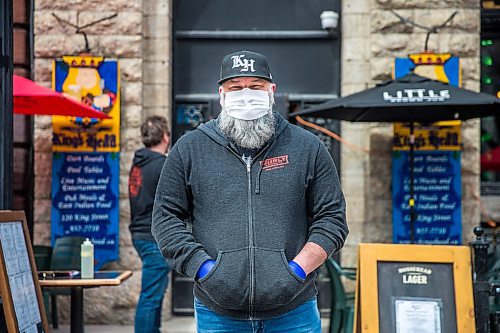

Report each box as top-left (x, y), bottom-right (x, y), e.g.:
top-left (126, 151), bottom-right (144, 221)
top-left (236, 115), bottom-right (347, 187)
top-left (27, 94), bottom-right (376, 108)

top-left (53, 317), bottom-right (330, 332)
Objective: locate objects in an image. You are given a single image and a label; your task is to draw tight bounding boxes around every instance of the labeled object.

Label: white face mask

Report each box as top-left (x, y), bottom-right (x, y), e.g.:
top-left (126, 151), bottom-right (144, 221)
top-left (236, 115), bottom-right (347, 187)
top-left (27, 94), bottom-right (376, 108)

top-left (220, 88), bottom-right (272, 121)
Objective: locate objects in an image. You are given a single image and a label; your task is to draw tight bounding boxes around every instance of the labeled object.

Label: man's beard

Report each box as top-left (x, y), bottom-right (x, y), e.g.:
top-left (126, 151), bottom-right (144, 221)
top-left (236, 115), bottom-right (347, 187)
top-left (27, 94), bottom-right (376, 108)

top-left (218, 109), bottom-right (275, 150)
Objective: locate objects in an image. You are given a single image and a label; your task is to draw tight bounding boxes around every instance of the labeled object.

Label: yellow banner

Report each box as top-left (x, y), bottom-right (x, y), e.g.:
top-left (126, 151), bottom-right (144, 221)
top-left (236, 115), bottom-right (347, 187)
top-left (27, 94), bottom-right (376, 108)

top-left (393, 121), bottom-right (462, 151)
top-left (393, 52), bottom-right (462, 151)
top-left (52, 56), bottom-right (120, 152)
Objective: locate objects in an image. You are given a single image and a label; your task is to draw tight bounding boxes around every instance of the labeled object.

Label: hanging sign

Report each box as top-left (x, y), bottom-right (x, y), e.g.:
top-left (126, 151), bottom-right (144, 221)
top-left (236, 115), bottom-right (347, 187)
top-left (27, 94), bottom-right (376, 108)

top-left (392, 151), bottom-right (462, 244)
top-left (393, 122), bottom-right (461, 151)
top-left (392, 53), bottom-right (463, 244)
top-left (52, 56), bottom-right (120, 152)
top-left (51, 152), bottom-right (120, 268)
top-left (394, 53), bottom-right (461, 86)
top-left (51, 56), bottom-right (120, 268)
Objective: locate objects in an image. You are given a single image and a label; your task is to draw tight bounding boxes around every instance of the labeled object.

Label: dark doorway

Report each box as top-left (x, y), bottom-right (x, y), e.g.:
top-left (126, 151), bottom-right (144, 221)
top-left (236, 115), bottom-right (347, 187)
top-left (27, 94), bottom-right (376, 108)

top-left (171, 0), bottom-right (341, 317)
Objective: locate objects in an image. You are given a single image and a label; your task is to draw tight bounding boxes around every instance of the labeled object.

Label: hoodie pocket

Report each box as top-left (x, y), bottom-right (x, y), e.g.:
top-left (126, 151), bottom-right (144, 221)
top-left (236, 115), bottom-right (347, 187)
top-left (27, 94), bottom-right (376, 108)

top-left (254, 248), bottom-right (307, 311)
top-left (197, 248), bottom-right (249, 311)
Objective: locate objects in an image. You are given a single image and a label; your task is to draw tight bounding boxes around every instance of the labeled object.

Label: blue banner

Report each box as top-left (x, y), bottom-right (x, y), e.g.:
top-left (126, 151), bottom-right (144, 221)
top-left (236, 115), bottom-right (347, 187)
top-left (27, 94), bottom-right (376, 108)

top-left (392, 151), bottom-right (462, 244)
top-left (51, 152), bottom-right (119, 269)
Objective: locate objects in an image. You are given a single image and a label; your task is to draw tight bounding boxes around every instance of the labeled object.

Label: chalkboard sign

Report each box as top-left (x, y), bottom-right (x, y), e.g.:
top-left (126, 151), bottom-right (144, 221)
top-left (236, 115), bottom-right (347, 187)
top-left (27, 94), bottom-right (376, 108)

top-left (354, 243), bottom-right (475, 333)
top-left (0, 211), bottom-right (49, 333)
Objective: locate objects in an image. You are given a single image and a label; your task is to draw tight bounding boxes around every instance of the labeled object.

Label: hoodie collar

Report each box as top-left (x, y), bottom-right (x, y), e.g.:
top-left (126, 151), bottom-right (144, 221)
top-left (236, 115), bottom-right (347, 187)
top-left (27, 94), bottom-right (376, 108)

top-left (197, 112), bottom-right (289, 195)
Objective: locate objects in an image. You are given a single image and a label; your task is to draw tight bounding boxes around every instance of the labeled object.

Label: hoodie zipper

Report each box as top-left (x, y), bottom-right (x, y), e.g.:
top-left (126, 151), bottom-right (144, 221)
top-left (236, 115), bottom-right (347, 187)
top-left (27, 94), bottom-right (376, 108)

top-left (226, 146), bottom-right (268, 319)
top-left (244, 156), bottom-right (255, 319)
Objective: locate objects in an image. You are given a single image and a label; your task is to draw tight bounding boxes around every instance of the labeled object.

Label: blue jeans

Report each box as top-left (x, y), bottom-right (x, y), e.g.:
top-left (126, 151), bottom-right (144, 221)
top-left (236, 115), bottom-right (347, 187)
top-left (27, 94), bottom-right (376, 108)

top-left (133, 239), bottom-right (170, 333)
top-left (194, 297), bottom-right (321, 333)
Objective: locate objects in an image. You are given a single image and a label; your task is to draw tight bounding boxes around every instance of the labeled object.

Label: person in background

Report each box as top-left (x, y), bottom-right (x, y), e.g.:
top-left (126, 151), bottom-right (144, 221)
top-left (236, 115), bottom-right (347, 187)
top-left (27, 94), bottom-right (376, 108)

top-left (152, 50), bottom-right (348, 332)
top-left (129, 115), bottom-right (170, 333)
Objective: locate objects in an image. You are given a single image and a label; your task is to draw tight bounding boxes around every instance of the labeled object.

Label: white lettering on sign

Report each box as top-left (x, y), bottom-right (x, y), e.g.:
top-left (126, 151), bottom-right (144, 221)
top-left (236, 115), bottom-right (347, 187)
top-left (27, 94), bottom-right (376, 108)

top-left (398, 266), bottom-right (432, 284)
top-left (383, 89), bottom-right (450, 103)
top-left (231, 55), bottom-right (256, 73)
top-left (403, 274), bottom-right (428, 284)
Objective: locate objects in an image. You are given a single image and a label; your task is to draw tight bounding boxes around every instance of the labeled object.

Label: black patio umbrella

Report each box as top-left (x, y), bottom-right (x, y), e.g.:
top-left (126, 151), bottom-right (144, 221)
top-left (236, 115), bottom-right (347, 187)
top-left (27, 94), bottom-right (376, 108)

top-left (291, 72), bottom-right (500, 243)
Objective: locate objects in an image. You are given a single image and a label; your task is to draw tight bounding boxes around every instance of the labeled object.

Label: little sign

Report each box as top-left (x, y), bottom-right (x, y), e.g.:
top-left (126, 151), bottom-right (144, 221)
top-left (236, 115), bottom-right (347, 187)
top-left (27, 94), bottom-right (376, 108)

top-left (383, 89), bottom-right (451, 103)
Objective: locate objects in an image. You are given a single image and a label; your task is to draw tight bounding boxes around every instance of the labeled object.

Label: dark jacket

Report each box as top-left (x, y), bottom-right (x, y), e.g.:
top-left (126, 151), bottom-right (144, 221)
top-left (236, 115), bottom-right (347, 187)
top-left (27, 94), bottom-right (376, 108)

top-left (152, 113), bottom-right (348, 320)
top-left (129, 148), bottom-right (166, 241)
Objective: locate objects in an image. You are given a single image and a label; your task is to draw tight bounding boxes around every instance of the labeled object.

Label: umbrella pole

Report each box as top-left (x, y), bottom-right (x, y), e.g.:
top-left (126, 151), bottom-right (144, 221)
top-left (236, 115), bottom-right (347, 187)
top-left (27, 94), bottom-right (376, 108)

top-left (409, 122), bottom-right (416, 244)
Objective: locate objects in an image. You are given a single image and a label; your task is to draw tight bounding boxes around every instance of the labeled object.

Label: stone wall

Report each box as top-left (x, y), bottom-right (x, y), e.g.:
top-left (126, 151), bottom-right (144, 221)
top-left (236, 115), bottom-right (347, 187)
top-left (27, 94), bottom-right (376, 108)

top-left (33, 0), bottom-right (173, 325)
top-left (340, 0), bottom-right (481, 268)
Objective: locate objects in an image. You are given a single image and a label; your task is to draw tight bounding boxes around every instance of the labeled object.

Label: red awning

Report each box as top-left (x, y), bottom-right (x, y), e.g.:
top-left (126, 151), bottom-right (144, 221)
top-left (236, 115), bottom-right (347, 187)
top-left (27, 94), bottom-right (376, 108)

top-left (13, 75), bottom-right (110, 119)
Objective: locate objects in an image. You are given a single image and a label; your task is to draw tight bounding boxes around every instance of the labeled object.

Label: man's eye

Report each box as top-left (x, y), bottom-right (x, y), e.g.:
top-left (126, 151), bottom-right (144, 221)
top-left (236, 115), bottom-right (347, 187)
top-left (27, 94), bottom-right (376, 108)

top-left (250, 86), bottom-right (263, 90)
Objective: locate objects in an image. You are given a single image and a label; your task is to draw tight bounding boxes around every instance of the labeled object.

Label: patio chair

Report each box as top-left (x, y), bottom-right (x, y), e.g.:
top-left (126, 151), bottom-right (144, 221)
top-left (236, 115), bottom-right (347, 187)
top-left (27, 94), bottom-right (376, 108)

top-left (325, 257), bottom-right (356, 333)
top-left (33, 245), bottom-right (52, 271)
top-left (33, 245), bottom-right (52, 323)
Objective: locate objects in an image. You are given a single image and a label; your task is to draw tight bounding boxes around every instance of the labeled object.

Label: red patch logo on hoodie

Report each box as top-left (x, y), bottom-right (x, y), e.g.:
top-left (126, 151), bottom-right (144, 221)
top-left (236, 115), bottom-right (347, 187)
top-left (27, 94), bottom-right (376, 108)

top-left (129, 166), bottom-right (143, 197)
top-left (260, 155), bottom-right (289, 171)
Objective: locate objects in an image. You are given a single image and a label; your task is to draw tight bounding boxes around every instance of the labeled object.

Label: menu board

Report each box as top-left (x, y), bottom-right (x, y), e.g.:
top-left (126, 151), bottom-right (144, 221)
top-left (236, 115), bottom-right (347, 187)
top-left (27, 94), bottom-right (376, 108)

top-left (0, 211), bottom-right (49, 333)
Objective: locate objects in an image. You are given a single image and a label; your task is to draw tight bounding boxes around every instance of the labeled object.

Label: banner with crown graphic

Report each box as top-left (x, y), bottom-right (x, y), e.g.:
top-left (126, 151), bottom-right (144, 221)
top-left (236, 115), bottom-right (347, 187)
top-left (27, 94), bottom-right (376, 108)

top-left (51, 56), bottom-right (121, 268)
top-left (392, 53), bottom-right (462, 245)
top-left (52, 56), bottom-right (120, 152)
top-left (394, 53), bottom-right (461, 87)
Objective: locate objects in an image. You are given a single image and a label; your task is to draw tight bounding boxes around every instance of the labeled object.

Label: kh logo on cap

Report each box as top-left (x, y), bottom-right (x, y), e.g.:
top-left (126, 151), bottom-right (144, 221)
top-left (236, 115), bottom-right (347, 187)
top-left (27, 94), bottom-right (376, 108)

top-left (231, 55), bottom-right (256, 73)
top-left (218, 50), bottom-right (273, 84)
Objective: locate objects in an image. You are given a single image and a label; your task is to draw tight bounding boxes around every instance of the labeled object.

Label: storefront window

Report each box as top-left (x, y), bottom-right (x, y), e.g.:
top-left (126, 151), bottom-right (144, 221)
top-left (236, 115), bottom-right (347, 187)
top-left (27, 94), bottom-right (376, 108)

top-left (480, 36), bottom-right (500, 182)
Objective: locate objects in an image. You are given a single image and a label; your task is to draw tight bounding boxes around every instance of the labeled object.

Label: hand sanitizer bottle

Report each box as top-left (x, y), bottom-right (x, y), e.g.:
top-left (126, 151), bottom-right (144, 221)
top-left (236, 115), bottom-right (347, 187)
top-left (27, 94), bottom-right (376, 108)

top-left (81, 238), bottom-right (94, 278)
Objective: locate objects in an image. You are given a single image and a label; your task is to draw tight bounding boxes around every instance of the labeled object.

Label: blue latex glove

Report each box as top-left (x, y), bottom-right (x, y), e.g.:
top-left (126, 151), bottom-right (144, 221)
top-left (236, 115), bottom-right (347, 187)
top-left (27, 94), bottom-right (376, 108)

top-left (196, 259), bottom-right (216, 280)
top-left (288, 260), bottom-right (306, 280)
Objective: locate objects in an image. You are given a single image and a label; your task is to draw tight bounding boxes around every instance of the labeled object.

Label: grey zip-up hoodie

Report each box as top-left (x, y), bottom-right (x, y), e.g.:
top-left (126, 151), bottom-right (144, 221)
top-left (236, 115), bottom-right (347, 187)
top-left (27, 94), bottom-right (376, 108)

top-left (152, 113), bottom-right (348, 320)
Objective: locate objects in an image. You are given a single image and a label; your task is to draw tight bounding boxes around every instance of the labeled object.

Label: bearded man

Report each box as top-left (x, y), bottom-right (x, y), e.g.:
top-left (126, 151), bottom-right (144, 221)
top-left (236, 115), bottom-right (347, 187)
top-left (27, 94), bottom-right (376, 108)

top-left (152, 50), bottom-right (348, 332)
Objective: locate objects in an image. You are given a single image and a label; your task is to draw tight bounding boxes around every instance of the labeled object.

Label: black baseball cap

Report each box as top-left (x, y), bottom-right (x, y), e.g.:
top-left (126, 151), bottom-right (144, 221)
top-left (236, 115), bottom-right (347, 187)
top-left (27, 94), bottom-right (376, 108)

top-left (218, 50), bottom-right (273, 85)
